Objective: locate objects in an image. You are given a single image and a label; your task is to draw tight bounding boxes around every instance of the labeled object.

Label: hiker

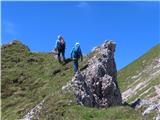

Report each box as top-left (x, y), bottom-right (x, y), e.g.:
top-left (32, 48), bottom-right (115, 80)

top-left (71, 42), bottom-right (83, 73)
top-left (55, 35), bottom-right (66, 63)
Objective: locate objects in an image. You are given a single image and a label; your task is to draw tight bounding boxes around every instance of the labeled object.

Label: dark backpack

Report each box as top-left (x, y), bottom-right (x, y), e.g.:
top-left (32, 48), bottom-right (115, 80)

top-left (58, 38), bottom-right (65, 50)
top-left (73, 46), bottom-right (81, 59)
top-left (60, 38), bottom-right (65, 46)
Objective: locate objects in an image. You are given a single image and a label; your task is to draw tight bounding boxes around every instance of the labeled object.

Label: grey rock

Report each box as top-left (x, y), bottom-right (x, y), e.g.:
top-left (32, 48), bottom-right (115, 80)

top-left (156, 114), bottom-right (160, 120)
top-left (131, 99), bottom-right (160, 120)
top-left (68, 40), bottom-right (122, 108)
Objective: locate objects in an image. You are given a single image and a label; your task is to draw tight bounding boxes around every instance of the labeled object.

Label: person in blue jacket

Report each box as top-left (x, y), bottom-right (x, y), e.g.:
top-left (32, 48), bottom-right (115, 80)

top-left (71, 42), bottom-right (83, 73)
top-left (55, 35), bottom-right (66, 63)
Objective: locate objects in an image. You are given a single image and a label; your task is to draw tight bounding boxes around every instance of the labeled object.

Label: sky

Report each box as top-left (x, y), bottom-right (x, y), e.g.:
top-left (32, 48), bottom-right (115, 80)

top-left (1, 1), bottom-right (160, 70)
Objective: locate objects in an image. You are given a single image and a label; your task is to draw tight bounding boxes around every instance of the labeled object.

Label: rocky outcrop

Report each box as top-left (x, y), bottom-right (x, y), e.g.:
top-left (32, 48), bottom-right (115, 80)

top-left (130, 99), bottom-right (160, 120)
top-left (20, 99), bottom-right (45, 120)
top-left (20, 96), bottom-right (49, 120)
top-left (63, 40), bottom-right (122, 108)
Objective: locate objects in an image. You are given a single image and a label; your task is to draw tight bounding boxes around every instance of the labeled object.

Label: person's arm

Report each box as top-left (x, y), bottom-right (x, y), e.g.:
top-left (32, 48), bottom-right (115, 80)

top-left (55, 40), bottom-right (58, 50)
top-left (64, 41), bottom-right (66, 49)
top-left (80, 48), bottom-right (83, 61)
top-left (71, 48), bottom-right (73, 59)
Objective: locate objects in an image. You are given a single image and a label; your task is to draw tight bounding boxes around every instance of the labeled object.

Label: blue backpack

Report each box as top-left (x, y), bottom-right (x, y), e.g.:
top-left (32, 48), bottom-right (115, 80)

top-left (72, 46), bottom-right (81, 59)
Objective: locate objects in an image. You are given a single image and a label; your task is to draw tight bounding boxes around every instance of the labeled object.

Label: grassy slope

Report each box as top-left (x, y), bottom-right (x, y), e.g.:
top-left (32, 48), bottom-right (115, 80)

top-left (3, 41), bottom-right (159, 120)
top-left (1, 41), bottom-right (74, 119)
top-left (118, 44), bottom-right (160, 92)
top-left (38, 91), bottom-right (143, 120)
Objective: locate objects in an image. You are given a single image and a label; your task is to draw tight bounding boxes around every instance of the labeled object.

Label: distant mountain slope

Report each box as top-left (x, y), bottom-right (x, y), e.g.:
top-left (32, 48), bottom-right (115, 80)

top-left (118, 44), bottom-right (160, 102)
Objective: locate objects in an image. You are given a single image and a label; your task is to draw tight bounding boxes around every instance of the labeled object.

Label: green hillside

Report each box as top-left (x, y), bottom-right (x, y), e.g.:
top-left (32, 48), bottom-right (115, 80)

top-left (1, 40), bottom-right (74, 119)
top-left (118, 44), bottom-right (160, 102)
top-left (2, 40), bottom-right (159, 120)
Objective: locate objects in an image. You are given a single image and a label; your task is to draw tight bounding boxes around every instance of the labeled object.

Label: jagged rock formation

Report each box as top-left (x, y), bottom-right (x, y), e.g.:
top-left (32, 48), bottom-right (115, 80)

top-left (63, 40), bottom-right (122, 107)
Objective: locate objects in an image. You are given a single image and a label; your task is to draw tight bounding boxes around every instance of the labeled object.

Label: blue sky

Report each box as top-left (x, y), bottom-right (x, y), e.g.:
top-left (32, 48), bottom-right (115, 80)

top-left (1, 1), bottom-right (160, 70)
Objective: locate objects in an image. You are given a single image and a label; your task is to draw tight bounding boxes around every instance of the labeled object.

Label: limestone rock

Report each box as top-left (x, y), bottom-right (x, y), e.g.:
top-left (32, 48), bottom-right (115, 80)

top-left (67, 40), bottom-right (122, 108)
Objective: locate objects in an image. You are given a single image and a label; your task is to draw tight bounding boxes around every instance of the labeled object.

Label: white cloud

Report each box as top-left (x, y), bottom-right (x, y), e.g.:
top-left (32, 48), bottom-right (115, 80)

top-left (3, 21), bottom-right (18, 36)
top-left (76, 1), bottom-right (93, 15)
top-left (77, 2), bottom-right (89, 8)
top-left (77, 2), bottom-right (91, 11)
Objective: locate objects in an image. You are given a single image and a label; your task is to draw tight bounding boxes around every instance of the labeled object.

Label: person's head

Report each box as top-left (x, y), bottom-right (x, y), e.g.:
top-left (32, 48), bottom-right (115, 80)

top-left (57, 35), bottom-right (62, 40)
top-left (75, 42), bottom-right (80, 47)
top-left (74, 42), bottom-right (80, 51)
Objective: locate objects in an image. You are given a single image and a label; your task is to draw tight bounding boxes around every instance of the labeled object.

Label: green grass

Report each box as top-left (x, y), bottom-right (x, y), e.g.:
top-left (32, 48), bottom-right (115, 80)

top-left (127, 75), bottom-right (160, 102)
top-left (1, 41), bottom-right (74, 119)
top-left (38, 91), bottom-right (143, 120)
top-left (118, 44), bottom-right (160, 92)
top-left (2, 40), bottom-right (159, 120)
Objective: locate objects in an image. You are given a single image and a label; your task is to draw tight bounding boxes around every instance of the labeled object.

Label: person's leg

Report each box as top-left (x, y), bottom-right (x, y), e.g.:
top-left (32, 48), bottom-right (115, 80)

top-left (62, 49), bottom-right (65, 63)
top-left (73, 60), bottom-right (77, 73)
top-left (57, 51), bottom-right (61, 63)
top-left (73, 60), bottom-right (78, 73)
top-left (76, 60), bottom-right (79, 71)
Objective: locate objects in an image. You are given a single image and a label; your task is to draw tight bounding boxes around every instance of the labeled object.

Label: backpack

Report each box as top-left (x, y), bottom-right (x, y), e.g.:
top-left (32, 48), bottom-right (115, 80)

top-left (57, 38), bottom-right (65, 50)
top-left (73, 46), bottom-right (81, 59)
top-left (60, 38), bottom-right (65, 46)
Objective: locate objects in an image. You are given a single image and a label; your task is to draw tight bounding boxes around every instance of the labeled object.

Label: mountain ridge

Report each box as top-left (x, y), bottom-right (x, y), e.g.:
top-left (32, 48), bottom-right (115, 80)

top-left (1, 40), bottom-right (160, 120)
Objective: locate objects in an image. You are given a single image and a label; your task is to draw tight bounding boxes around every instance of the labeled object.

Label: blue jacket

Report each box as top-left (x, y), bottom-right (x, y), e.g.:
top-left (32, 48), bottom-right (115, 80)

top-left (71, 46), bottom-right (83, 59)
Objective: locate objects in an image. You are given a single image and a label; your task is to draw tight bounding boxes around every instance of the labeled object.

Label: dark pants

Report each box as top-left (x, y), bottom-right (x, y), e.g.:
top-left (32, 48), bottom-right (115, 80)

top-left (57, 49), bottom-right (65, 63)
top-left (73, 60), bottom-right (78, 73)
